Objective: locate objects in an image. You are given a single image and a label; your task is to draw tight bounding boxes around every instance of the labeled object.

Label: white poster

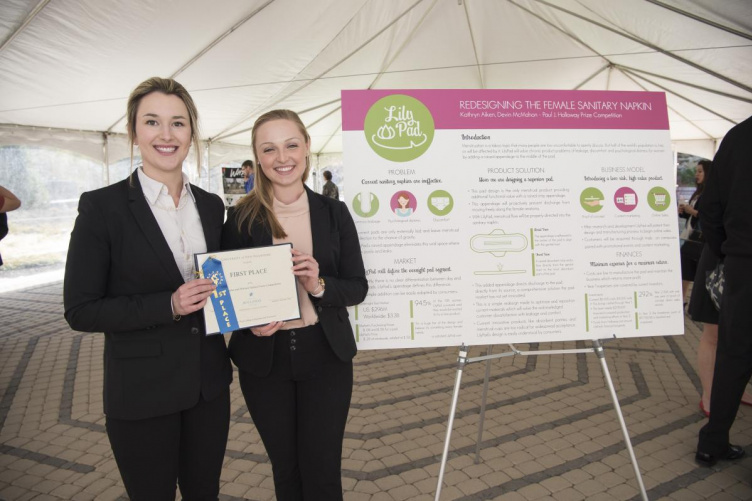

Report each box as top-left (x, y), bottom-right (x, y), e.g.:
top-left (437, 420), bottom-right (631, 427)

top-left (342, 89), bottom-right (683, 349)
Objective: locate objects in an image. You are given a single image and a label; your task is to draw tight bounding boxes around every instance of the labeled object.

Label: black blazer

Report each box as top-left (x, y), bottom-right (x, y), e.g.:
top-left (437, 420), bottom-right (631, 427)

top-left (64, 175), bottom-right (232, 420)
top-left (221, 187), bottom-right (368, 377)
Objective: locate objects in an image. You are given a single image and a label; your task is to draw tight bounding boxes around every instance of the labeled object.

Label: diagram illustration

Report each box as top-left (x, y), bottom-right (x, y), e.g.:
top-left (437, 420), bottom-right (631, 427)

top-left (352, 191), bottom-right (380, 218)
top-left (470, 229), bottom-right (528, 275)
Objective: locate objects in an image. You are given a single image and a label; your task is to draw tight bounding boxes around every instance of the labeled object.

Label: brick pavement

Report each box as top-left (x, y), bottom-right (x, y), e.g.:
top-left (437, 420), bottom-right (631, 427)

top-left (0, 281), bottom-right (750, 500)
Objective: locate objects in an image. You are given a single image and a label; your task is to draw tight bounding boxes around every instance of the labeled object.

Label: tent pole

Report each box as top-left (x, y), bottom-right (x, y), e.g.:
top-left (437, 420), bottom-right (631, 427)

top-left (369, 0), bottom-right (440, 90)
top-left (105, 1), bottom-right (276, 133)
top-left (619, 69), bottom-right (716, 139)
top-left (573, 64), bottom-right (610, 90)
top-left (212, 0), bottom-right (426, 139)
top-left (462, 1), bottom-right (485, 89)
top-left (213, 98), bottom-right (342, 143)
top-left (531, 0), bottom-right (752, 94)
top-left (646, 0), bottom-right (752, 41)
top-left (0, 0), bottom-right (52, 54)
top-left (615, 65), bottom-right (752, 104)
top-left (620, 68), bottom-right (738, 126)
top-left (317, 125), bottom-right (342, 157)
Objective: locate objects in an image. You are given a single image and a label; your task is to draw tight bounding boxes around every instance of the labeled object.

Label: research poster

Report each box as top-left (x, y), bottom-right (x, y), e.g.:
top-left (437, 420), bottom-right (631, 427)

top-left (342, 89), bottom-right (684, 350)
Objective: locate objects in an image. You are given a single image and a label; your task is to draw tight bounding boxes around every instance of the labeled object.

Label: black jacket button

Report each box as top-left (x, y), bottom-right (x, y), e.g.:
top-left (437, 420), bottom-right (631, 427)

top-left (191, 327), bottom-right (199, 335)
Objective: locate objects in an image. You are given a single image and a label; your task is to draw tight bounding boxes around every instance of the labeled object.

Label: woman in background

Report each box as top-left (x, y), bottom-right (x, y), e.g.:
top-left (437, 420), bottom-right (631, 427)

top-left (64, 77), bottom-right (232, 500)
top-left (679, 160), bottom-right (710, 303)
top-left (222, 109), bottom-right (367, 500)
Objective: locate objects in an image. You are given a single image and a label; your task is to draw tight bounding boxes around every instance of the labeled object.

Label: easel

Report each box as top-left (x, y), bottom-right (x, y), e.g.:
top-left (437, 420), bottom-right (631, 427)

top-left (435, 341), bottom-right (649, 501)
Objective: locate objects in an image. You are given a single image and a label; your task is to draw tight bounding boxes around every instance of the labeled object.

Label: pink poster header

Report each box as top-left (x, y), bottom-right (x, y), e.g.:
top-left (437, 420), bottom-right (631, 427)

top-left (341, 89), bottom-right (668, 131)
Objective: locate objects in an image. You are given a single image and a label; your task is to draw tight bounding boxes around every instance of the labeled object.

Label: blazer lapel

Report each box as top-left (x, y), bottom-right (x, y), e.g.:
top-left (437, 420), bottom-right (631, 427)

top-left (127, 174), bottom-right (185, 288)
top-left (193, 186), bottom-right (220, 252)
top-left (307, 187), bottom-right (330, 271)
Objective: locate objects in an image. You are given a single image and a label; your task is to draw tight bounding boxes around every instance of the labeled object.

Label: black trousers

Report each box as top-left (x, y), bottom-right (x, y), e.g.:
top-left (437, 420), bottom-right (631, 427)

top-left (698, 255), bottom-right (752, 455)
top-left (106, 387), bottom-right (230, 501)
top-left (239, 324), bottom-right (353, 501)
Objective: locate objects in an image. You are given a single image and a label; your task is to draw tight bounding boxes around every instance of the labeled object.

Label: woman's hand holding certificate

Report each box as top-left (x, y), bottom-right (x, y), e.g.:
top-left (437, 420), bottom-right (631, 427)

top-left (194, 243), bottom-right (302, 335)
top-left (291, 248), bottom-right (320, 294)
top-left (171, 279), bottom-right (216, 318)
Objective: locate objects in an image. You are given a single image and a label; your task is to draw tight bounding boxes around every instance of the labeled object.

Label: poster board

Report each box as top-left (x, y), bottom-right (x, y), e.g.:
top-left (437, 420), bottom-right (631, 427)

top-left (222, 166), bottom-right (246, 207)
top-left (342, 89), bottom-right (683, 350)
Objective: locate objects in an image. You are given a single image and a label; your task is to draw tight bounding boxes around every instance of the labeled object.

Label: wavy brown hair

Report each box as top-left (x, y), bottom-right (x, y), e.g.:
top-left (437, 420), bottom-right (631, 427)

top-left (234, 109), bottom-right (311, 238)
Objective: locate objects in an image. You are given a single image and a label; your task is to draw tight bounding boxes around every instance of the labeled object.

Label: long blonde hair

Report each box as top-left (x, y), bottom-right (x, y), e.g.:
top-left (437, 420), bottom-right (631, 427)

top-left (126, 77), bottom-right (202, 175)
top-left (234, 110), bottom-right (311, 238)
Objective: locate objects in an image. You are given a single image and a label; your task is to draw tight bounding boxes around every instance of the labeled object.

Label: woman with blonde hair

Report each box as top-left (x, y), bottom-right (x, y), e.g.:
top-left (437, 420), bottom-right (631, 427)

top-left (222, 109), bottom-right (367, 500)
top-left (64, 77), bottom-right (232, 499)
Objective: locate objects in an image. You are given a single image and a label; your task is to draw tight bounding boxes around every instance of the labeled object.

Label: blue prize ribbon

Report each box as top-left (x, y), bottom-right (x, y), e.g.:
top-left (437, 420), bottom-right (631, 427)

top-left (202, 257), bottom-right (239, 334)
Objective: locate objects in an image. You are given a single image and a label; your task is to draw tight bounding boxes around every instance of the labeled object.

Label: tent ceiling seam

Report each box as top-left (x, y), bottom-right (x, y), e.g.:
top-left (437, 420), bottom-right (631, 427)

top-left (614, 64), bottom-right (752, 104)
top-left (214, 0), bottom-right (427, 140)
top-left (213, 98), bottom-right (343, 143)
top-left (573, 64), bottom-right (611, 90)
top-left (369, 0), bottom-right (440, 90)
top-left (508, 0), bottom-right (621, 93)
top-left (211, 0), bottom-right (376, 139)
top-left (306, 106), bottom-right (342, 131)
top-left (506, 0), bottom-right (608, 67)
top-left (618, 68), bottom-right (713, 140)
top-left (104, 0), bottom-right (277, 133)
top-left (4, 43), bottom-right (747, 115)
top-left (645, 0), bottom-right (752, 42)
top-left (531, 0), bottom-right (752, 95)
top-left (216, 0), bottom-right (438, 147)
top-left (463, 1), bottom-right (484, 89)
top-left (621, 68), bottom-right (738, 127)
top-left (0, 0), bottom-right (52, 55)
top-left (316, 124), bottom-right (342, 156)
top-left (169, 0), bottom-right (277, 81)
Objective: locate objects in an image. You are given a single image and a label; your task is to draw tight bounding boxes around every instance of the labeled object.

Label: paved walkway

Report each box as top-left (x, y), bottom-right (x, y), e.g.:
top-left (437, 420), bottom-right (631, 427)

top-left (1, 281), bottom-right (750, 500)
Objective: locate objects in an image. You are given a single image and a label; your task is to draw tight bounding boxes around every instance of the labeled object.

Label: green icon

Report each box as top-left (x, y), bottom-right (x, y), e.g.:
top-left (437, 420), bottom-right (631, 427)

top-left (580, 187), bottom-right (604, 213)
top-left (647, 187), bottom-right (671, 211)
top-left (352, 191), bottom-right (379, 218)
top-left (364, 94), bottom-right (435, 162)
top-left (427, 190), bottom-right (453, 216)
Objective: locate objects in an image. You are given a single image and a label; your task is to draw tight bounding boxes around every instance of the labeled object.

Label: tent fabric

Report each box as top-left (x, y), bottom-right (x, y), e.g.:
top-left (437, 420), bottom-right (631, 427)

top-left (0, 0), bottom-right (750, 163)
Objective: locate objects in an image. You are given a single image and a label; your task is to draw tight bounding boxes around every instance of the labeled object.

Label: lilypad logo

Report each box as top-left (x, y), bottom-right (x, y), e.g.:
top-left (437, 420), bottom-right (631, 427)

top-left (364, 94), bottom-right (435, 162)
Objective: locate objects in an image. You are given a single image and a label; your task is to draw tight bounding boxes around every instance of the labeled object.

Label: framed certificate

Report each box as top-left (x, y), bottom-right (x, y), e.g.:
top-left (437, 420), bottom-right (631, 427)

top-left (194, 244), bottom-right (301, 335)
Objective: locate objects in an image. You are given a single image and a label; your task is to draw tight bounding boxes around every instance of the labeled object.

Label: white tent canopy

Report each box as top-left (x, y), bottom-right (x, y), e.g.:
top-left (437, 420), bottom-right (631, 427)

top-left (1, 0), bottom-right (751, 165)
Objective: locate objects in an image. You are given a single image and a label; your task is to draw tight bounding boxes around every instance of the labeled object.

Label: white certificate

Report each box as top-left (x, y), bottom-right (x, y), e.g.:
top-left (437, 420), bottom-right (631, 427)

top-left (194, 244), bottom-right (301, 335)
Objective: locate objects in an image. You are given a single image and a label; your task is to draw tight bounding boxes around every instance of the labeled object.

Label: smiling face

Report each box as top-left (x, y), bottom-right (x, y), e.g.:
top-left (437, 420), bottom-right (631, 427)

top-left (254, 118), bottom-right (310, 196)
top-left (398, 195), bottom-right (409, 208)
top-left (133, 91), bottom-right (192, 181)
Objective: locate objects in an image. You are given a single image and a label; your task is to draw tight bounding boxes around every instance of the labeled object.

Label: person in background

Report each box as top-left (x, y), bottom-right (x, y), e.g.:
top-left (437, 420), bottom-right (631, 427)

top-left (322, 169), bottom-right (339, 200)
top-left (64, 77), bottom-right (232, 498)
top-left (222, 109), bottom-right (367, 500)
top-left (242, 159), bottom-right (255, 193)
top-left (696, 115), bottom-right (752, 467)
top-left (678, 159), bottom-right (710, 304)
top-left (0, 185), bottom-right (22, 267)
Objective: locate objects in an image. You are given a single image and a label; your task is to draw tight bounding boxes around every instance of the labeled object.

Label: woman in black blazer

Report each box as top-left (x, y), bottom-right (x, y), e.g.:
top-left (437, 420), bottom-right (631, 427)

top-left (221, 109), bottom-right (367, 500)
top-left (64, 77), bottom-right (232, 500)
